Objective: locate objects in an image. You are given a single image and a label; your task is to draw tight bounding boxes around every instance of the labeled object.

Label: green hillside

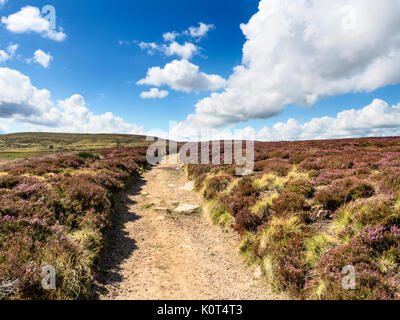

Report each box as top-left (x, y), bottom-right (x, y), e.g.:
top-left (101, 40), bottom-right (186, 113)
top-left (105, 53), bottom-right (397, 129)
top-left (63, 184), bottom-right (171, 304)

top-left (0, 132), bottom-right (151, 160)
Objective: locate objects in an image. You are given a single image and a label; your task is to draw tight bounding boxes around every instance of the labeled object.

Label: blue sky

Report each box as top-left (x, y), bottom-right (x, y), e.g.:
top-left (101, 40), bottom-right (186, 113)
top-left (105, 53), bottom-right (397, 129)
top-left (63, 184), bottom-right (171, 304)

top-left (1, 0), bottom-right (400, 140)
top-left (0, 0), bottom-right (260, 130)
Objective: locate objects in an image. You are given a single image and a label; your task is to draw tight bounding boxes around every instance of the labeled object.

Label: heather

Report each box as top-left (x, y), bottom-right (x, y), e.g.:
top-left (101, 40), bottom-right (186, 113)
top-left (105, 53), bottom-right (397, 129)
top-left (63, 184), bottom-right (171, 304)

top-left (186, 137), bottom-right (400, 299)
top-left (0, 146), bottom-right (147, 299)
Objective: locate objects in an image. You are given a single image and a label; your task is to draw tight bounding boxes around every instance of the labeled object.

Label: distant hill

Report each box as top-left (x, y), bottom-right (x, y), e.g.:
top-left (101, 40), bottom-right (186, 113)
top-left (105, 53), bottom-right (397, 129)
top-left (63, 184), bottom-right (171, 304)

top-left (0, 132), bottom-right (152, 160)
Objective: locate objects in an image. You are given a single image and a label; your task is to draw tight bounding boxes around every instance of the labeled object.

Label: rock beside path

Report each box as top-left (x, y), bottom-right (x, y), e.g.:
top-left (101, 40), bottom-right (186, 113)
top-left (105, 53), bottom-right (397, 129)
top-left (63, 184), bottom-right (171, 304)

top-left (173, 204), bottom-right (200, 214)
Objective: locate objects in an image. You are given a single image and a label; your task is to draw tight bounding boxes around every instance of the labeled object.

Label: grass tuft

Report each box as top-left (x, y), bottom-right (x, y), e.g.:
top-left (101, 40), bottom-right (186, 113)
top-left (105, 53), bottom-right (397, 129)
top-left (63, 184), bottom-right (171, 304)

top-left (304, 233), bottom-right (337, 268)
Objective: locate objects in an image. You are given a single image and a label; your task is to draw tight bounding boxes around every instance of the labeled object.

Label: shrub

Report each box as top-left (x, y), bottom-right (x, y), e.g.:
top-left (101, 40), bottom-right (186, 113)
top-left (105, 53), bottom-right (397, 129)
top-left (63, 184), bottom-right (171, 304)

top-left (304, 233), bottom-right (337, 268)
top-left (0, 175), bottom-right (20, 189)
top-left (239, 232), bottom-right (257, 265)
top-left (254, 159), bottom-right (292, 176)
top-left (300, 158), bottom-right (323, 171)
top-left (60, 175), bottom-right (111, 230)
top-left (194, 174), bottom-right (207, 191)
top-left (305, 226), bottom-right (399, 300)
top-left (57, 156), bottom-right (86, 169)
top-left (0, 145), bottom-right (147, 300)
top-left (62, 175), bottom-right (111, 213)
top-left (226, 196), bottom-right (257, 217)
top-left (311, 170), bottom-right (348, 186)
top-left (289, 154), bottom-right (308, 165)
top-left (335, 198), bottom-right (400, 229)
top-left (186, 164), bottom-right (214, 180)
top-left (377, 168), bottom-right (400, 194)
top-left (250, 196), bottom-right (275, 221)
top-left (207, 201), bottom-right (233, 230)
top-left (253, 216), bottom-right (308, 294)
top-left (0, 216), bottom-right (91, 300)
top-left (14, 182), bottom-right (48, 200)
top-left (203, 174), bottom-right (233, 200)
top-left (206, 174), bottom-right (233, 192)
top-left (284, 179), bottom-right (315, 198)
top-left (95, 172), bottom-right (124, 192)
top-left (188, 137), bottom-right (400, 299)
top-left (322, 155), bottom-right (354, 170)
top-left (272, 192), bottom-right (308, 217)
top-left (315, 179), bottom-right (375, 211)
top-left (254, 161), bottom-right (268, 172)
top-left (234, 178), bottom-right (257, 197)
top-left (77, 152), bottom-right (101, 160)
top-left (233, 208), bottom-right (263, 234)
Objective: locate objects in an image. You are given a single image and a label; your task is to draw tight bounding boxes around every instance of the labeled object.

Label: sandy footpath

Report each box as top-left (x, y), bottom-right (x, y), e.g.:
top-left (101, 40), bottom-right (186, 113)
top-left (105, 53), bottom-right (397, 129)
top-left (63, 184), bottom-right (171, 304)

top-left (96, 160), bottom-right (286, 300)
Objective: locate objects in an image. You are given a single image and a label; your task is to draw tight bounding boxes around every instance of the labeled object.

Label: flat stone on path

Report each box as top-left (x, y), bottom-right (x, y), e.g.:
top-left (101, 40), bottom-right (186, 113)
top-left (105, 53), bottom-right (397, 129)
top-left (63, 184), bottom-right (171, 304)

top-left (173, 204), bottom-right (200, 214)
top-left (235, 168), bottom-right (254, 176)
top-left (179, 181), bottom-right (194, 191)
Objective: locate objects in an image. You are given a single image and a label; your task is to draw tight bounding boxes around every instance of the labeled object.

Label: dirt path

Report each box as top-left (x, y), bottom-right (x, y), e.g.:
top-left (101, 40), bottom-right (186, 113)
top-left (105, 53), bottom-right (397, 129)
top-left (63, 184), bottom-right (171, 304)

top-left (96, 160), bottom-right (286, 300)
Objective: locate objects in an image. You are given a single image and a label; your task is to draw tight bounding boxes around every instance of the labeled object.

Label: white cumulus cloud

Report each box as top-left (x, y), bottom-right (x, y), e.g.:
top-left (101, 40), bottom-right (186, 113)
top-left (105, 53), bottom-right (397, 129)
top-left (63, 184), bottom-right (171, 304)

top-left (163, 41), bottom-right (199, 60)
top-left (0, 67), bottom-right (56, 125)
top-left (140, 88), bottom-right (169, 99)
top-left (138, 41), bottom-right (158, 55)
top-left (1, 67), bottom-right (399, 141)
top-left (0, 43), bottom-right (18, 62)
top-left (29, 49), bottom-right (53, 68)
top-left (136, 22), bottom-right (214, 59)
top-left (186, 22), bottom-right (214, 39)
top-left (163, 31), bottom-right (179, 42)
top-left (179, 0), bottom-right (400, 130)
top-left (1, 6), bottom-right (67, 41)
top-left (52, 95), bottom-right (144, 134)
top-left (0, 67), bottom-right (143, 134)
top-left (254, 99), bottom-right (400, 141)
top-left (137, 59), bottom-right (226, 93)
top-left (163, 22), bottom-right (215, 42)
top-left (138, 41), bottom-right (199, 60)
top-left (169, 99), bottom-right (400, 142)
